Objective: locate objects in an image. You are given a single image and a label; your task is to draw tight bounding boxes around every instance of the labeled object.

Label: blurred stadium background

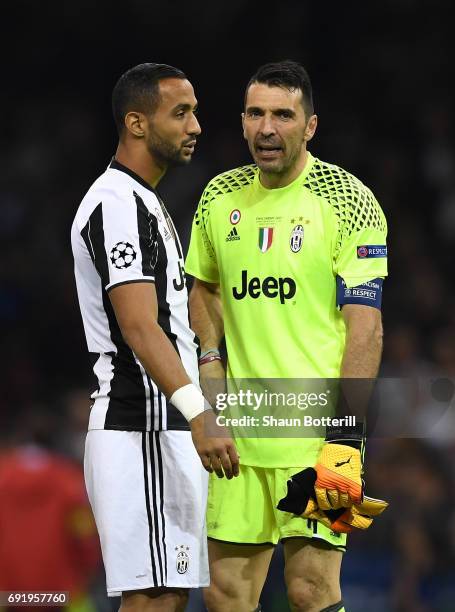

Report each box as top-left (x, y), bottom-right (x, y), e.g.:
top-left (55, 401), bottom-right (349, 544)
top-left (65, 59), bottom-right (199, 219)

top-left (1, 1), bottom-right (455, 610)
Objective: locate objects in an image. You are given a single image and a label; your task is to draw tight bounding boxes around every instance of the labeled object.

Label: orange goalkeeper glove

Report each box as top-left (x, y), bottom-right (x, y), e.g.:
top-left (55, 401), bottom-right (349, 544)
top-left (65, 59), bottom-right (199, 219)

top-left (314, 422), bottom-right (365, 510)
top-left (277, 467), bottom-right (387, 533)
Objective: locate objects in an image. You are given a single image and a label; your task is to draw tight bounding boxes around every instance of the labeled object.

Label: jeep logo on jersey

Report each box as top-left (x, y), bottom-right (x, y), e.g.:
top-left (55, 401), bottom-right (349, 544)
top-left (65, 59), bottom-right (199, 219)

top-left (290, 225), bottom-right (304, 253)
top-left (232, 270), bottom-right (296, 304)
top-left (173, 261), bottom-right (185, 291)
top-left (175, 546), bottom-right (189, 574)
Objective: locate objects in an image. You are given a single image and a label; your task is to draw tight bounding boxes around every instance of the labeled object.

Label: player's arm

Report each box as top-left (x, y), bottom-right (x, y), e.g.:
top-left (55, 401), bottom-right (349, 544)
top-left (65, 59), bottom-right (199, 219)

top-left (315, 181), bottom-right (388, 510)
top-left (280, 302), bottom-right (387, 520)
top-left (340, 303), bottom-right (383, 378)
top-left (189, 278), bottom-right (225, 380)
top-left (314, 302), bottom-right (383, 509)
top-left (109, 281), bottom-right (238, 478)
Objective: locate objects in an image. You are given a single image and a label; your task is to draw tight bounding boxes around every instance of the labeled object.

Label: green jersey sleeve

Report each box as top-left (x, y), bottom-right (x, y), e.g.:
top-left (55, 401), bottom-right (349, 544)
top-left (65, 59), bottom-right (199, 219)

top-left (332, 179), bottom-right (388, 288)
top-left (186, 183), bottom-right (220, 283)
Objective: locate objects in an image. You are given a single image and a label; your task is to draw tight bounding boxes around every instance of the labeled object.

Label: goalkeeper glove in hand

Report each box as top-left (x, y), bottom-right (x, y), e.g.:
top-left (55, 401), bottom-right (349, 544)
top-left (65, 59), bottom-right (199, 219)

top-left (277, 467), bottom-right (388, 533)
top-left (314, 421), bottom-right (365, 510)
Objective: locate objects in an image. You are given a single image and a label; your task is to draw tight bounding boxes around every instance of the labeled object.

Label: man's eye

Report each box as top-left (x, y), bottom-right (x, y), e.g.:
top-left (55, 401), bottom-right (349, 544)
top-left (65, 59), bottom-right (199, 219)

top-left (279, 112), bottom-right (292, 119)
top-left (248, 110), bottom-right (261, 118)
top-left (176, 112), bottom-right (185, 118)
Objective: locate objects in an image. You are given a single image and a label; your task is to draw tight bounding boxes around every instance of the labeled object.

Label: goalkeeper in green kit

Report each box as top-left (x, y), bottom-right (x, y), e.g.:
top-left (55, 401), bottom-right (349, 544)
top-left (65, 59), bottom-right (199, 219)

top-left (186, 60), bottom-right (388, 612)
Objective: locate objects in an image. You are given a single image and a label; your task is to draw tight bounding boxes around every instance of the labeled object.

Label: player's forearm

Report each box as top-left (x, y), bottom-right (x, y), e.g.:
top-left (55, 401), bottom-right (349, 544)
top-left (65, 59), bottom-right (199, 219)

top-left (340, 321), bottom-right (383, 378)
top-left (337, 310), bottom-right (383, 420)
top-left (189, 279), bottom-right (224, 350)
top-left (122, 321), bottom-right (191, 398)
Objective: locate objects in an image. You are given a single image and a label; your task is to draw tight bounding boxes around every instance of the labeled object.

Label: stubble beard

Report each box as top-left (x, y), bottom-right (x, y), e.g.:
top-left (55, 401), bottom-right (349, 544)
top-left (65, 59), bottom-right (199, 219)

top-left (253, 145), bottom-right (300, 178)
top-left (146, 133), bottom-right (190, 168)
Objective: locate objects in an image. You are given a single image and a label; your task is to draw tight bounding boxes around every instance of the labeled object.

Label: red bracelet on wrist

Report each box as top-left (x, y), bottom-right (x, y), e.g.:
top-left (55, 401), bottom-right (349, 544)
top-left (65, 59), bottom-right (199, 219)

top-left (198, 354), bottom-right (222, 366)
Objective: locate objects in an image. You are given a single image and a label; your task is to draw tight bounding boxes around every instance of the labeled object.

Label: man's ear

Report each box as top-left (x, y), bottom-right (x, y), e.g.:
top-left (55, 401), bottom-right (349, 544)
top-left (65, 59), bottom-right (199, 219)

top-left (304, 114), bottom-right (318, 142)
top-left (241, 112), bottom-right (247, 140)
top-left (124, 111), bottom-right (146, 138)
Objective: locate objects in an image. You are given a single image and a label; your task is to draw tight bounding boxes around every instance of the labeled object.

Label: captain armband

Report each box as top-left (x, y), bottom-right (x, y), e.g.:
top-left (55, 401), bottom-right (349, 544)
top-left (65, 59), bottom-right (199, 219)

top-left (336, 276), bottom-right (383, 310)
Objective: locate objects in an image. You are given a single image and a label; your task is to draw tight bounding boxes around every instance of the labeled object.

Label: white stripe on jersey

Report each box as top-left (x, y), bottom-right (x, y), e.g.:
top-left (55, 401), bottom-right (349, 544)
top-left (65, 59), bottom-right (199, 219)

top-left (136, 358), bottom-right (153, 431)
top-left (144, 432), bottom-right (166, 583)
top-left (88, 354), bottom-right (115, 429)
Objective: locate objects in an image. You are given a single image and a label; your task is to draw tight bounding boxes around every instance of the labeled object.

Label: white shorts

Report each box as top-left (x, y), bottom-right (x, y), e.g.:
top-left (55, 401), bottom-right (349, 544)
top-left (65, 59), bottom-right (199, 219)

top-left (84, 430), bottom-right (209, 596)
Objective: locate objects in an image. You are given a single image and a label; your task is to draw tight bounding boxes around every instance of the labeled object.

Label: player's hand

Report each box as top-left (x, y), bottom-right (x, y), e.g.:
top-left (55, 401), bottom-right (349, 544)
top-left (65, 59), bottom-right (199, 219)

top-left (314, 422), bottom-right (365, 510)
top-left (199, 359), bottom-right (226, 408)
top-left (317, 495), bottom-right (388, 533)
top-left (277, 467), bottom-right (387, 533)
top-left (190, 410), bottom-right (239, 480)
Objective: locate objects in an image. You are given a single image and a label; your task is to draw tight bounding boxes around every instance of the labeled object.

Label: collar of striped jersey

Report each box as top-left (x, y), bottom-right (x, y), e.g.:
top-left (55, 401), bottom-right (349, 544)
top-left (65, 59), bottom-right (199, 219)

top-left (109, 157), bottom-right (158, 194)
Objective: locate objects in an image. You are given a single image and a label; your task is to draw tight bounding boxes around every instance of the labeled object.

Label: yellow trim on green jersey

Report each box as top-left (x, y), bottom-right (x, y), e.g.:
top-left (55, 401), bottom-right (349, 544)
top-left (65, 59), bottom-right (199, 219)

top-left (186, 152), bottom-right (388, 467)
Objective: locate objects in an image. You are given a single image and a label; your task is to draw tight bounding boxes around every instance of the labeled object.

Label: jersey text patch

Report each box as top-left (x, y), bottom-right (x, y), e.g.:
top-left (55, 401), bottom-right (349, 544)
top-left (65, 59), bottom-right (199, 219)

top-left (357, 245), bottom-right (387, 258)
top-left (336, 276), bottom-right (383, 309)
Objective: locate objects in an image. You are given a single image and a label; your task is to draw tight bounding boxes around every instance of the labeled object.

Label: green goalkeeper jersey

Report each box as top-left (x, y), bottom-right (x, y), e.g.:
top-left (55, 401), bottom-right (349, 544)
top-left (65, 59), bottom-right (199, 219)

top-left (186, 152), bottom-right (388, 467)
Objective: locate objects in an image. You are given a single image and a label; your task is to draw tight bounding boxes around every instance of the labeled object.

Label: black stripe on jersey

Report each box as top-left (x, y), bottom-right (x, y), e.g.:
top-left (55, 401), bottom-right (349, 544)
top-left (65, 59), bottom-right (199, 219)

top-left (81, 203), bottom-right (110, 287)
top-left (88, 352), bottom-right (101, 395)
top-left (103, 289), bottom-right (148, 430)
top-left (142, 433), bottom-right (159, 586)
top-left (153, 226), bottom-right (188, 430)
top-left (134, 191), bottom-right (159, 277)
top-left (81, 220), bottom-right (95, 261)
top-left (150, 433), bottom-right (165, 584)
top-left (155, 432), bottom-right (168, 582)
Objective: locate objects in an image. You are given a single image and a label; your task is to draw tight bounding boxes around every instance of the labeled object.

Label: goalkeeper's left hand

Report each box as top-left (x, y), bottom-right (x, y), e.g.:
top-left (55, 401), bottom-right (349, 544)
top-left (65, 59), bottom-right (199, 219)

top-left (277, 467), bottom-right (388, 534)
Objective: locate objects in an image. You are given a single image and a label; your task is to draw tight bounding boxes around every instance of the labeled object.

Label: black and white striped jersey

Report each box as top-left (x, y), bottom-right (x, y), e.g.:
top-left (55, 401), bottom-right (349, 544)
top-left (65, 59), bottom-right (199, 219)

top-left (71, 158), bottom-right (199, 432)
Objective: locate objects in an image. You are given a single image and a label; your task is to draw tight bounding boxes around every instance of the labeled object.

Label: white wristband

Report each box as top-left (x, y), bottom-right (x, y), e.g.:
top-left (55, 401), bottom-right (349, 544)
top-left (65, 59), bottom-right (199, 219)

top-left (170, 383), bottom-right (207, 422)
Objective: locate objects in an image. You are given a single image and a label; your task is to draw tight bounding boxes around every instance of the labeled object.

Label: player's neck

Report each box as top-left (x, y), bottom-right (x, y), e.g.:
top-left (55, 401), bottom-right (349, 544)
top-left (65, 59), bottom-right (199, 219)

top-left (259, 149), bottom-right (309, 189)
top-left (115, 142), bottom-right (166, 188)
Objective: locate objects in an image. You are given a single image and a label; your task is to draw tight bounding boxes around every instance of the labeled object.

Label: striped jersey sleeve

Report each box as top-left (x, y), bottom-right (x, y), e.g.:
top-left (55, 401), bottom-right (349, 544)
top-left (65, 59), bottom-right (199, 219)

top-left (80, 190), bottom-right (159, 292)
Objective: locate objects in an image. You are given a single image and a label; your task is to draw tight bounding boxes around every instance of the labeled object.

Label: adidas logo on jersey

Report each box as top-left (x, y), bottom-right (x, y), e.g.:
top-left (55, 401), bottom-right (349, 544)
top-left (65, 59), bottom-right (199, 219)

top-left (226, 227), bottom-right (240, 242)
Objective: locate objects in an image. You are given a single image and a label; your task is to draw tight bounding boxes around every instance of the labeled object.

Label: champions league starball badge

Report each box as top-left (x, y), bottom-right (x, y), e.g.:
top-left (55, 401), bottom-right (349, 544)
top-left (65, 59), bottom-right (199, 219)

top-left (110, 241), bottom-right (137, 269)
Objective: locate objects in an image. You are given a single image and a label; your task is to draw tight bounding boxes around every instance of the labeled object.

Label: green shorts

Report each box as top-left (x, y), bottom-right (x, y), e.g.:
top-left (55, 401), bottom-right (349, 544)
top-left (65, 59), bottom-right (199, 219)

top-left (207, 464), bottom-right (347, 551)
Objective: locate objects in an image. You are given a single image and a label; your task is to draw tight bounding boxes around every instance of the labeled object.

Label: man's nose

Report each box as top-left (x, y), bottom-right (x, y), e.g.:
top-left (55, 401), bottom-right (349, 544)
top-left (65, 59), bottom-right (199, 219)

top-left (188, 113), bottom-right (201, 136)
top-left (258, 115), bottom-right (275, 137)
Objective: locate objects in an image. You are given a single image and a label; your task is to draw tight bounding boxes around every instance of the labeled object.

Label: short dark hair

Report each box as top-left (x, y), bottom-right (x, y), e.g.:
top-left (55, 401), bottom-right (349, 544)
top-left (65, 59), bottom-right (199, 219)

top-left (112, 62), bottom-right (186, 135)
top-left (245, 60), bottom-right (314, 118)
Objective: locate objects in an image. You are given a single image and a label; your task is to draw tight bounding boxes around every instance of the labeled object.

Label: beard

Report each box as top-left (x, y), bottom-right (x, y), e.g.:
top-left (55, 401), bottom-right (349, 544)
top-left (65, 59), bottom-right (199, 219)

top-left (146, 132), bottom-right (190, 168)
